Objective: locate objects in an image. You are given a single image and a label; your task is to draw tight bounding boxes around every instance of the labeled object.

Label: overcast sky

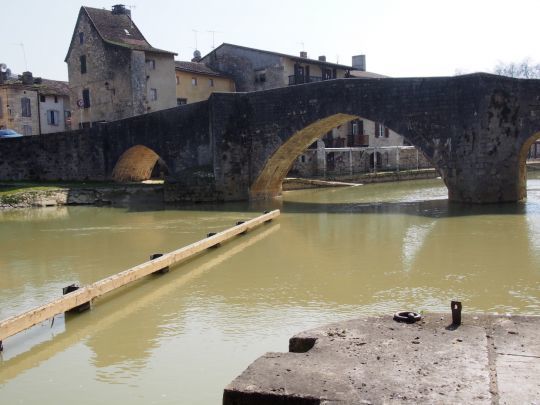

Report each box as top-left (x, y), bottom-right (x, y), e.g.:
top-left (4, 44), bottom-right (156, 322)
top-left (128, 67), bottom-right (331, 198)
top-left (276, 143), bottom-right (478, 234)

top-left (2, 0), bottom-right (539, 81)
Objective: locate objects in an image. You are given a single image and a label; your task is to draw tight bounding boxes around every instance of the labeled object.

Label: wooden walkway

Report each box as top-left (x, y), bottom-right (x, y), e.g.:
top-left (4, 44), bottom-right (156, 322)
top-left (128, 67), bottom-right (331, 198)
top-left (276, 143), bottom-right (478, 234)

top-left (0, 210), bottom-right (280, 348)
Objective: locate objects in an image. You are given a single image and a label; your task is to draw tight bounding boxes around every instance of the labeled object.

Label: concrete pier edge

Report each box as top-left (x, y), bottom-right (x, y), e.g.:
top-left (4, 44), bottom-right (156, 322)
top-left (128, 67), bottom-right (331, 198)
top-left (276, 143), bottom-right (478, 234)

top-left (223, 313), bottom-right (540, 404)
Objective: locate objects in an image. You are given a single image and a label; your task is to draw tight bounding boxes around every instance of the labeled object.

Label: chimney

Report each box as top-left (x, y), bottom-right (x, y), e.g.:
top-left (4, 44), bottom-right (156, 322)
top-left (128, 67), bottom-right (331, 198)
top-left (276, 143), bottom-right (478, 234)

top-left (352, 55), bottom-right (366, 71)
top-left (21, 71), bottom-right (33, 85)
top-left (318, 55), bottom-right (326, 62)
top-left (300, 51), bottom-right (308, 59)
top-left (112, 4), bottom-right (131, 17)
top-left (191, 50), bottom-right (202, 62)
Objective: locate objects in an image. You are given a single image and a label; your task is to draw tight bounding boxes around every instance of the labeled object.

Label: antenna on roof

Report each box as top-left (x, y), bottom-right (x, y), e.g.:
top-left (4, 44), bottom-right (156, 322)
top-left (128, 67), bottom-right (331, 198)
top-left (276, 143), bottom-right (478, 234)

top-left (336, 54), bottom-right (339, 64)
top-left (11, 43), bottom-right (28, 71)
top-left (299, 41), bottom-right (305, 51)
top-left (207, 30), bottom-right (222, 49)
top-left (192, 29), bottom-right (199, 51)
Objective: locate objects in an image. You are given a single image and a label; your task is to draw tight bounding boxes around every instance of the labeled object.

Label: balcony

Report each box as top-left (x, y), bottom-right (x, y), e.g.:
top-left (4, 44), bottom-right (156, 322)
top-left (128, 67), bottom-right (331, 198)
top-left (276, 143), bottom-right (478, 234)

top-left (288, 75), bottom-right (323, 85)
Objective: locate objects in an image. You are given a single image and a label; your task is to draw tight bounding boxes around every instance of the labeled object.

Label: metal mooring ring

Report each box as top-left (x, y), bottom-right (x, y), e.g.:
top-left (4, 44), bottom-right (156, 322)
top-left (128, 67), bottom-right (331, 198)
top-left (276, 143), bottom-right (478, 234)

top-left (393, 311), bottom-right (422, 324)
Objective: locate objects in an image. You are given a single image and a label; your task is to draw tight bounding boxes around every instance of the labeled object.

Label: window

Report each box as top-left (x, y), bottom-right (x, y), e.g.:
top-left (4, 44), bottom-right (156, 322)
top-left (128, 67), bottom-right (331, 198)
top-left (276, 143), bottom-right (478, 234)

top-left (323, 68), bottom-right (332, 80)
top-left (176, 76), bottom-right (179, 85)
top-left (149, 88), bottom-right (157, 101)
top-left (54, 96), bottom-right (58, 103)
top-left (209, 78), bottom-right (214, 87)
top-left (254, 70), bottom-right (266, 83)
top-left (82, 89), bottom-right (90, 108)
top-left (21, 97), bottom-right (31, 117)
top-left (177, 98), bottom-right (187, 106)
top-left (47, 110), bottom-right (60, 126)
top-left (40, 95), bottom-right (46, 103)
top-left (80, 55), bottom-right (87, 74)
top-left (191, 77), bottom-right (197, 86)
top-left (22, 125), bottom-right (32, 136)
top-left (375, 122), bottom-right (386, 138)
top-left (0, 96), bottom-right (3, 118)
top-left (146, 59), bottom-right (156, 70)
top-left (79, 32), bottom-right (84, 44)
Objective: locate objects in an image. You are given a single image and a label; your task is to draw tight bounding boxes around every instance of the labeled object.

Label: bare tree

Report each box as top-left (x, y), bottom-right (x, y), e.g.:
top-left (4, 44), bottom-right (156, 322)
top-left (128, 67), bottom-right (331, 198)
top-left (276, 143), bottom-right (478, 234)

top-left (494, 58), bottom-right (540, 78)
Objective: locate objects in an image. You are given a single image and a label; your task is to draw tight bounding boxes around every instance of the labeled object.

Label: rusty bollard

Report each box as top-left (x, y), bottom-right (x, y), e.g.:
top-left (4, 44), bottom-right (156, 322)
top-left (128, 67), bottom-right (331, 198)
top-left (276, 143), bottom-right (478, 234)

top-left (451, 300), bottom-right (462, 325)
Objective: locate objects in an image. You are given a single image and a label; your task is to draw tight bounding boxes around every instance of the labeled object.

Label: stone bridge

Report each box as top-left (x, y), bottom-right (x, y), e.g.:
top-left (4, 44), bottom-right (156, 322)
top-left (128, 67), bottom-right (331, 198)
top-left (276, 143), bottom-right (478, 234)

top-left (1, 73), bottom-right (540, 203)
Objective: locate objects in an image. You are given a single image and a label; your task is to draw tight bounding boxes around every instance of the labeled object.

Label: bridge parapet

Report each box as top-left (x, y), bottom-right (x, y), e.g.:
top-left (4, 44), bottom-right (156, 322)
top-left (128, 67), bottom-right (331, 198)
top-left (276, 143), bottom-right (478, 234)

top-left (1, 74), bottom-right (540, 203)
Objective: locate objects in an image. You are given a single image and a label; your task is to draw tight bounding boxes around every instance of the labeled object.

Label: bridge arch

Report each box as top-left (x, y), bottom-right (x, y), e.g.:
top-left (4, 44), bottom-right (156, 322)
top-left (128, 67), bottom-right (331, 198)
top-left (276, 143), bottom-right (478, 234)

top-left (249, 113), bottom-right (358, 199)
top-left (518, 131), bottom-right (540, 200)
top-left (111, 145), bottom-right (168, 182)
top-left (249, 113), bottom-right (435, 199)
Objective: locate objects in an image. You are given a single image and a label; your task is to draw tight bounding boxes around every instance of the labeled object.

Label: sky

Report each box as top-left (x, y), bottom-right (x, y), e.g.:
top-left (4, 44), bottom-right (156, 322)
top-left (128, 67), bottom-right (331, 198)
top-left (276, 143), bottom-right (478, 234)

top-left (2, 0), bottom-right (540, 81)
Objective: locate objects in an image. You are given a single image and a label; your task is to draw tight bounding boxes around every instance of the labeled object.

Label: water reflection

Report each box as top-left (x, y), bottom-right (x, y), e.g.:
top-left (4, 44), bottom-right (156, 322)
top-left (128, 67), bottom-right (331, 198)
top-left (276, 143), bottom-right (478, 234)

top-left (1, 176), bottom-right (540, 404)
top-left (0, 224), bottom-right (279, 386)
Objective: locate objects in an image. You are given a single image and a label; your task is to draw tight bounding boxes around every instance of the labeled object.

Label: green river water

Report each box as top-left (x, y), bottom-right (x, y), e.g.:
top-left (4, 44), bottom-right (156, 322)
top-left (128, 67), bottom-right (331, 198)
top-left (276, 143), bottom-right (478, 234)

top-left (1, 175), bottom-right (539, 404)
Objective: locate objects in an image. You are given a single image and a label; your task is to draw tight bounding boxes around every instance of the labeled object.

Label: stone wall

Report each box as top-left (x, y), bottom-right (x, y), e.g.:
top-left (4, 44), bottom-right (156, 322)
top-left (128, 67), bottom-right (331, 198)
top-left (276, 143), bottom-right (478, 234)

top-left (0, 101), bottom-right (211, 183)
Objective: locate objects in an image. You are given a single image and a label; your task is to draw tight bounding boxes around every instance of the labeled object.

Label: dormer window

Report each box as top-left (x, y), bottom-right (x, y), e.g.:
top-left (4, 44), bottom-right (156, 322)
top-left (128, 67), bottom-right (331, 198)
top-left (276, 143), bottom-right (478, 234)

top-left (124, 29), bottom-right (131, 36)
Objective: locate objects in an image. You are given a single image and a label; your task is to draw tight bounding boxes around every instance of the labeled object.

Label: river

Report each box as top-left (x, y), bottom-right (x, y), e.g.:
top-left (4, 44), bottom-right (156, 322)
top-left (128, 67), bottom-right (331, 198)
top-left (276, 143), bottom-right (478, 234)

top-left (1, 175), bottom-right (540, 404)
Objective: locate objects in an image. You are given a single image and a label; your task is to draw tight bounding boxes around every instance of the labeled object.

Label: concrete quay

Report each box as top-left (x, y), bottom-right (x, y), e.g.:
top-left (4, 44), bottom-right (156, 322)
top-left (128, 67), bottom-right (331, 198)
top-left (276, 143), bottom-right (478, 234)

top-left (223, 313), bottom-right (540, 404)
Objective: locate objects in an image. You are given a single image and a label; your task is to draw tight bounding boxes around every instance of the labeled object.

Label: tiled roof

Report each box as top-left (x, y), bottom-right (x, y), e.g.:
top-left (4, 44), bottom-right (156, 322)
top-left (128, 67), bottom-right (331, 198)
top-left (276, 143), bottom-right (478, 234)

top-left (83, 6), bottom-right (176, 55)
top-left (37, 79), bottom-right (70, 96)
top-left (349, 70), bottom-right (389, 79)
top-left (203, 43), bottom-right (354, 70)
top-left (174, 61), bottom-right (230, 78)
top-left (68, 6), bottom-right (176, 58)
top-left (0, 77), bottom-right (69, 96)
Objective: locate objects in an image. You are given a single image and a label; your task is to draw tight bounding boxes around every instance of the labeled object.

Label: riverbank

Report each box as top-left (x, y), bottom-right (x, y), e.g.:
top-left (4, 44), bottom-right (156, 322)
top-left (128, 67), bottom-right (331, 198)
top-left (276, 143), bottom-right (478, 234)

top-left (284, 168), bottom-right (439, 190)
top-left (0, 182), bottom-right (163, 209)
top-left (224, 312), bottom-right (540, 404)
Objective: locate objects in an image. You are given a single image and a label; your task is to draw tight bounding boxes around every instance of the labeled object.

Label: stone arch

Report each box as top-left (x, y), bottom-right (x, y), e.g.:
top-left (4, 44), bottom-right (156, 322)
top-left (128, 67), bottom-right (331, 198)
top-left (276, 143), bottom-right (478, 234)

top-left (250, 113), bottom-right (358, 199)
top-left (518, 131), bottom-right (540, 200)
top-left (112, 145), bottom-right (168, 182)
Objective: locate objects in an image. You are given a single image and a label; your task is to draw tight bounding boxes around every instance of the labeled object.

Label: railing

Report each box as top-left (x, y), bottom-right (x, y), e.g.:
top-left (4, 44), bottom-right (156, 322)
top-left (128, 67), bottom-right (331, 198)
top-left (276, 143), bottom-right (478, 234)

top-left (288, 75), bottom-right (323, 85)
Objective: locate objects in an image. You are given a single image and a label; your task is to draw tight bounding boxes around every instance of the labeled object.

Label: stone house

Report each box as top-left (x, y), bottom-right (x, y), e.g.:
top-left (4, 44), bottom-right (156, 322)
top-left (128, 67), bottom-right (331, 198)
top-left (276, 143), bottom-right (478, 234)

top-left (0, 71), bottom-right (70, 135)
top-left (175, 57), bottom-right (235, 105)
top-left (200, 43), bottom-right (431, 178)
top-left (291, 118), bottom-right (432, 178)
top-left (201, 43), bottom-right (353, 92)
top-left (65, 5), bottom-right (177, 128)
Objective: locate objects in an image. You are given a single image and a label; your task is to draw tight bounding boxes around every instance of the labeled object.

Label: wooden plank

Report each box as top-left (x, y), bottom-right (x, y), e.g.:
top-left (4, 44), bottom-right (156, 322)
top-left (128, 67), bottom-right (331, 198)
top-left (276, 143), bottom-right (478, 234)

top-left (0, 210), bottom-right (280, 342)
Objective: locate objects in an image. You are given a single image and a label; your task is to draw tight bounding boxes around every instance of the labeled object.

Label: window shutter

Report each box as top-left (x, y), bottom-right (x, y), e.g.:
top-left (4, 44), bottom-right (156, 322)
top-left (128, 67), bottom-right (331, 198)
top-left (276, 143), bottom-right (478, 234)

top-left (375, 122), bottom-right (380, 138)
top-left (384, 127), bottom-right (389, 138)
top-left (82, 89), bottom-right (90, 108)
top-left (21, 98), bottom-right (31, 117)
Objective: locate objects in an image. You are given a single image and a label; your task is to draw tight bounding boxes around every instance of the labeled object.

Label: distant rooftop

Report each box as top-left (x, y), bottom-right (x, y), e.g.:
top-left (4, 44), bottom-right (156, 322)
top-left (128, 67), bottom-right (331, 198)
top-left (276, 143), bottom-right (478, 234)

top-left (174, 61), bottom-right (231, 78)
top-left (203, 43), bottom-right (354, 70)
top-left (65, 6), bottom-right (176, 62)
top-left (1, 75), bottom-right (69, 96)
top-left (349, 70), bottom-right (389, 79)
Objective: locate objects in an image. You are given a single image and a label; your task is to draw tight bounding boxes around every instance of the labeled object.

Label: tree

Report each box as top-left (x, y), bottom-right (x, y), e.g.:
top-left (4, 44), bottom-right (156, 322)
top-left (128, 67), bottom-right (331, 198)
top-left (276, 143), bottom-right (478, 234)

top-left (494, 58), bottom-right (540, 79)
